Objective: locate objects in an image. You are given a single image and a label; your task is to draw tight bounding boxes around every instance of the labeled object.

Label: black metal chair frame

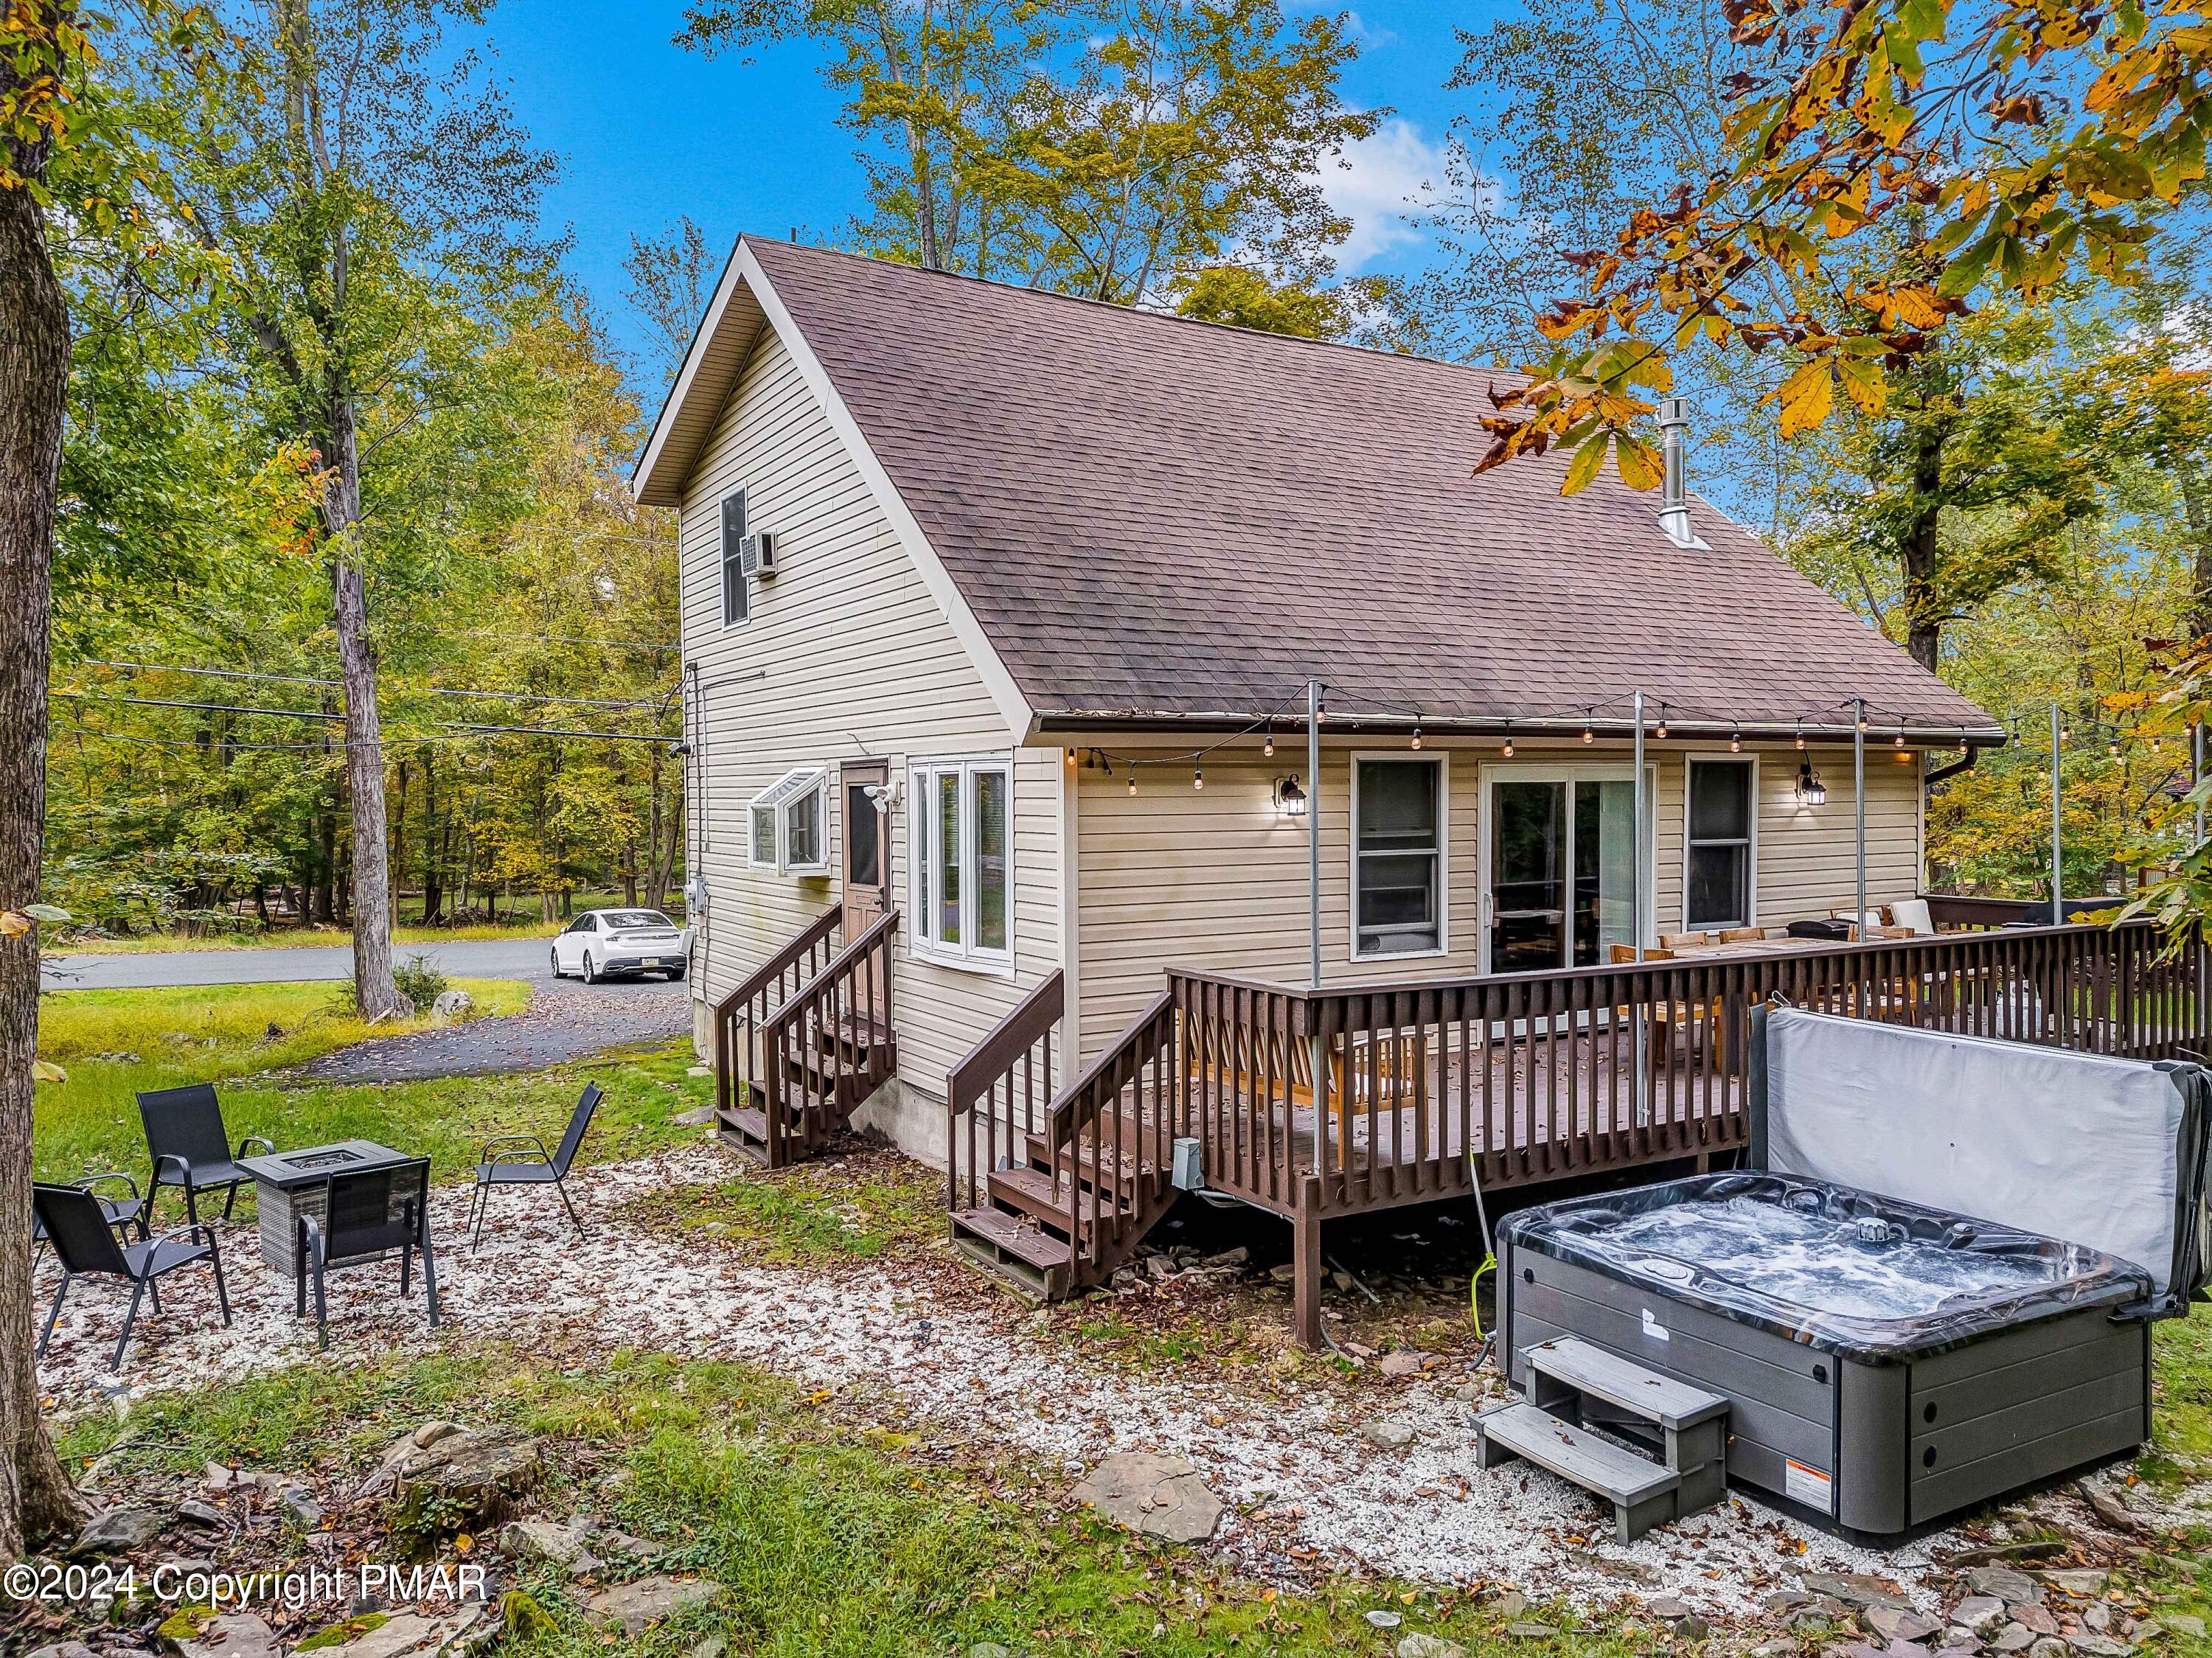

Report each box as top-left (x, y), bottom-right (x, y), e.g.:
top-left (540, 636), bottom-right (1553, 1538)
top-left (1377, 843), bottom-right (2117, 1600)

top-left (32, 1171), bottom-right (149, 1254)
top-left (296, 1157), bottom-right (439, 1352)
top-left (468, 1081), bottom-right (600, 1250)
top-left (138, 1082), bottom-right (274, 1222)
top-left (35, 1180), bottom-right (231, 1372)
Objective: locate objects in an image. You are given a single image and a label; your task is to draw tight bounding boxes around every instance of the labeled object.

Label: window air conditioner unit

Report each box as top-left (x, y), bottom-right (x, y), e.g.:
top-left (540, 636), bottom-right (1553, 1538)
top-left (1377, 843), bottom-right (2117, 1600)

top-left (740, 530), bottom-right (776, 579)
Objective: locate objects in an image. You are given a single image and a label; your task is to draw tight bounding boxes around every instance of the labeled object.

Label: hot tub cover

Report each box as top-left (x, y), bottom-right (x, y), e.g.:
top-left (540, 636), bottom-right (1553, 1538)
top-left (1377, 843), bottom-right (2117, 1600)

top-left (1500, 1172), bottom-right (2152, 1362)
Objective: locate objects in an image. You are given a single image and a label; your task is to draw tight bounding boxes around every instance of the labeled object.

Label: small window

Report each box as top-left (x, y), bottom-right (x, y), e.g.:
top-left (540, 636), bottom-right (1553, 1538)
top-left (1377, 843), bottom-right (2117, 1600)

top-left (1686, 758), bottom-right (1754, 929)
top-left (1354, 757), bottom-right (1444, 958)
top-left (911, 755), bottom-right (1014, 969)
top-left (720, 491), bottom-right (749, 626)
top-left (748, 767), bottom-right (828, 874)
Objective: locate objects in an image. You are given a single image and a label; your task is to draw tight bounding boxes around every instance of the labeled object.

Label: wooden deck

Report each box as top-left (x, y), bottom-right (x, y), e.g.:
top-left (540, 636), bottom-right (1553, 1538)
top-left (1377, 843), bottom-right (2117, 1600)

top-left (945, 908), bottom-right (2210, 1343)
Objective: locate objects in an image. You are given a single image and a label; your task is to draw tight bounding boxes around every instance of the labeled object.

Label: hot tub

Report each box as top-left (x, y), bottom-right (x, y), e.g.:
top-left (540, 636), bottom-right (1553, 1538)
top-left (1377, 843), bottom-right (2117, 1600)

top-left (1497, 1171), bottom-right (2154, 1534)
top-left (1489, 1006), bottom-right (2210, 1539)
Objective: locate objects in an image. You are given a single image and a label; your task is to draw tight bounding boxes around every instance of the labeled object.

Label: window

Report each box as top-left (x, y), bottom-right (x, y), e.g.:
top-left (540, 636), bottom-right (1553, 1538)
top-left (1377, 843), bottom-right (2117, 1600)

top-left (911, 755), bottom-right (1012, 969)
top-left (720, 490), bottom-right (749, 625)
top-left (1353, 756), bottom-right (1444, 958)
top-left (1685, 758), bottom-right (1755, 929)
top-left (748, 768), bottom-right (828, 874)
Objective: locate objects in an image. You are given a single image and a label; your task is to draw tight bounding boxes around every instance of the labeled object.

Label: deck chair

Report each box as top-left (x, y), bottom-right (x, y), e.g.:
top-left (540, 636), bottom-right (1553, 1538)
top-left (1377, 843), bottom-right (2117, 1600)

top-left (138, 1084), bottom-right (274, 1222)
top-left (297, 1159), bottom-right (438, 1351)
top-left (467, 1082), bottom-right (600, 1248)
top-left (35, 1182), bottom-right (230, 1371)
top-left (32, 1172), bottom-right (147, 1254)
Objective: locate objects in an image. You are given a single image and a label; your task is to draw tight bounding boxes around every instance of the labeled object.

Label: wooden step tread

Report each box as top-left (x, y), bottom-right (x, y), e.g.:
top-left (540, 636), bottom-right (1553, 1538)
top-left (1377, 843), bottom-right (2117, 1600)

top-left (950, 1205), bottom-right (1075, 1271)
top-left (987, 1164), bottom-right (1131, 1230)
top-left (720, 1104), bottom-right (769, 1140)
top-left (1025, 1132), bottom-right (1161, 1185)
top-left (1523, 1337), bottom-right (1729, 1432)
top-left (1476, 1402), bottom-right (1680, 1505)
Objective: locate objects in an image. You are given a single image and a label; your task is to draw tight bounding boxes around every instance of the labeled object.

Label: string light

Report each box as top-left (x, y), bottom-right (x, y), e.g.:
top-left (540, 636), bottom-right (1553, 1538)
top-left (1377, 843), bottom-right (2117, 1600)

top-left (1655, 706), bottom-right (1669, 739)
top-left (1128, 769), bottom-right (1138, 795)
top-left (1857, 711), bottom-right (1869, 733)
top-left (1066, 747), bottom-right (1077, 767)
top-left (1502, 723), bottom-right (1515, 759)
top-left (1730, 724), bottom-right (1742, 753)
top-left (1795, 720), bottom-right (1805, 750)
top-left (1264, 729), bottom-right (1275, 759)
top-left (1410, 723), bottom-right (1423, 750)
top-left (1582, 709), bottom-right (1595, 744)
top-left (1316, 697), bottom-right (1326, 722)
top-left (2109, 734), bottom-right (2123, 759)
top-left (1193, 764), bottom-right (1204, 792)
top-left (1893, 729), bottom-right (1905, 749)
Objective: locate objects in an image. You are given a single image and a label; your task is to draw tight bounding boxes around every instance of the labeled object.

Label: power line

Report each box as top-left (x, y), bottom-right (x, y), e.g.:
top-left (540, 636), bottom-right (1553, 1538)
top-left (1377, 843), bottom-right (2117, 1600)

top-left (49, 690), bottom-right (676, 744)
top-left (74, 658), bottom-right (670, 711)
top-left (434, 628), bottom-right (679, 653)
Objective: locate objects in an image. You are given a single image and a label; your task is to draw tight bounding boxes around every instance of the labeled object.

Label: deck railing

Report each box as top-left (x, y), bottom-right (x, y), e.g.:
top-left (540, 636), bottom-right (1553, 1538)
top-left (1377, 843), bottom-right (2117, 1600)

top-left (1166, 919), bottom-right (2207, 1217)
top-left (757, 909), bottom-right (901, 1164)
top-left (1040, 989), bottom-right (1179, 1275)
top-left (712, 904), bottom-right (844, 1127)
top-left (945, 970), bottom-right (1062, 1213)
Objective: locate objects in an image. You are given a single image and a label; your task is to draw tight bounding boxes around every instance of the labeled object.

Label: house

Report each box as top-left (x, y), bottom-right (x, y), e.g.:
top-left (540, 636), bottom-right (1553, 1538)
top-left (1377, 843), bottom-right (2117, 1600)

top-left (633, 237), bottom-right (2192, 1343)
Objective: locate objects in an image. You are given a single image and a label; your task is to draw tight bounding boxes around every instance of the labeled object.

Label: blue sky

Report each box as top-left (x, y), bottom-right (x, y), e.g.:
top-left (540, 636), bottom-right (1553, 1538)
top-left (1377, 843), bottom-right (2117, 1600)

top-left (487, 1), bottom-right (1498, 367)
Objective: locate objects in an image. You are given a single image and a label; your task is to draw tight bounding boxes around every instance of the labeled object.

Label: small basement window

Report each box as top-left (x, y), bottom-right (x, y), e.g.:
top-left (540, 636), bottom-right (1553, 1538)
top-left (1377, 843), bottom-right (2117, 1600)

top-left (749, 767), bottom-right (829, 875)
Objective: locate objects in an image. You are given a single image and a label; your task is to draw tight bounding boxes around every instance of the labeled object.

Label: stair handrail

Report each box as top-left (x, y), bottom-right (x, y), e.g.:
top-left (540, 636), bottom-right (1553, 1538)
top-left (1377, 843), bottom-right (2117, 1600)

top-left (712, 904), bottom-right (844, 1132)
top-left (757, 909), bottom-right (901, 1164)
top-left (945, 970), bottom-right (1064, 1216)
top-left (1043, 988), bottom-right (1177, 1278)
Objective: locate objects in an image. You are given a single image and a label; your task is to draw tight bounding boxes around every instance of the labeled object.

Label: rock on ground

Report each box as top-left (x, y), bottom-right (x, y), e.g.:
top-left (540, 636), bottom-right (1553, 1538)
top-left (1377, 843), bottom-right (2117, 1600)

top-left (69, 1505), bottom-right (167, 1555)
top-left (583, 1575), bottom-right (725, 1637)
top-left (171, 1612), bottom-right (281, 1658)
top-left (1071, 1452), bottom-right (1223, 1544)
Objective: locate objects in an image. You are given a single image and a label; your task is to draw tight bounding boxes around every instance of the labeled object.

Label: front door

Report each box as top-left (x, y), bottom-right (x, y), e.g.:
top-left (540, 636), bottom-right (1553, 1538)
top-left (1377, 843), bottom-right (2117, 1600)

top-left (841, 760), bottom-right (891, 933)
top-left (1482, 767), bottom-right (1644, 972)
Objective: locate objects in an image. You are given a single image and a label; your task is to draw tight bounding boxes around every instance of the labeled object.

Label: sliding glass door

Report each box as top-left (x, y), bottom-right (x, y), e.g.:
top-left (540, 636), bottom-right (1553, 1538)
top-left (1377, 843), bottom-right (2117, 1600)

top-left (1483, 767), bottom-right (1646, 973)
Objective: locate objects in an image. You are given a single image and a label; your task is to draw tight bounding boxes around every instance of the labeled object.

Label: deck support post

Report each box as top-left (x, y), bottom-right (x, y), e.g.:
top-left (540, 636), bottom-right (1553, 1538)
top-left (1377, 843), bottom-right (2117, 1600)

top-left (1293, 1177), bottom-right (1324, 1350)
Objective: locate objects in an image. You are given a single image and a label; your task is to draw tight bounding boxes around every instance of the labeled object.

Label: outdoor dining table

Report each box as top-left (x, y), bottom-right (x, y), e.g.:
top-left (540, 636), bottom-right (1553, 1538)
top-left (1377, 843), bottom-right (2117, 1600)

top-left (234, 1140), bottom-right (413, 1277)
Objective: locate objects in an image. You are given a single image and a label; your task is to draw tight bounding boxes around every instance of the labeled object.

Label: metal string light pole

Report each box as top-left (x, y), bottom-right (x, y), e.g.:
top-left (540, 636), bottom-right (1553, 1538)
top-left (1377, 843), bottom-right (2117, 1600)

top-left (2051, 701), bottom-right (2065, 926)
top-left (1854, 697), bottom-right (1868, 927)
top-left (1307, 676), bottom-right (1323, 989)
top-left (1632, 690), bottom-right (1651, 1125)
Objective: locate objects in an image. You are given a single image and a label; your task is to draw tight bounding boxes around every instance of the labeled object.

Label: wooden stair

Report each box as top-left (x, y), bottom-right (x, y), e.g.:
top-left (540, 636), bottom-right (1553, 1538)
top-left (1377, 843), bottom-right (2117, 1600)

top-left (1476, 1336), bottom-right (1730, 1542)
top-left (720, 1017), bottom-right (897, 1166)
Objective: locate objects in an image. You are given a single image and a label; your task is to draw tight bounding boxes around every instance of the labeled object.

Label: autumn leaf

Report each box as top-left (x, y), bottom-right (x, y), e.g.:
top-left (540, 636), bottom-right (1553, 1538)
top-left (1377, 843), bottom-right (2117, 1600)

top-left (31, 1061), bottom-right (66, 1084)
top-left (1615, 435), bottom-right (1664, 490)
top-left (1834, 355), bottom-right (1888, 416)
top-left (1562, 429), bottom-right (1610, 495)
top-left (1774, 358), bottom-right (1835, 436)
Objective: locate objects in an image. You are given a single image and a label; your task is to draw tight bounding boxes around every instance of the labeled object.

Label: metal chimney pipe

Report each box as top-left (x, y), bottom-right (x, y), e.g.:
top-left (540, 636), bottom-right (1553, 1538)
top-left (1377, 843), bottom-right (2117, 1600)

top-left (1657, 397), bottom-right (1697, 547)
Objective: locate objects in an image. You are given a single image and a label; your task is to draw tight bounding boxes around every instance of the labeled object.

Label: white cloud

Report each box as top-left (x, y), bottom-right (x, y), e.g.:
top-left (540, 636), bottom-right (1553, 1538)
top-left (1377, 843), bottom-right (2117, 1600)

top-left (1321, 117), bottom-right (1447, 272)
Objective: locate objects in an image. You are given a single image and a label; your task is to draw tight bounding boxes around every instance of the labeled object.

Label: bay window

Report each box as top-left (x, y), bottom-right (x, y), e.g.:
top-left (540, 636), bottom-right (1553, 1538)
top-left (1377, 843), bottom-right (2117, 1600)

top-left (911, 755), bottom-right (1012, 969)
top-left (748, 767), bottom-right (829, 875)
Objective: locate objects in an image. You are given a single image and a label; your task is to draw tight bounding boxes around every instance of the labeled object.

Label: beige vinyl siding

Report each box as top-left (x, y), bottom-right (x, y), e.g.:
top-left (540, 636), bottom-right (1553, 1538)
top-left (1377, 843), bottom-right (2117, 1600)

top-left (681, 325), bottom-right (1060, 1096)
top-left (1073, 739), bottom-right (1927, 1059)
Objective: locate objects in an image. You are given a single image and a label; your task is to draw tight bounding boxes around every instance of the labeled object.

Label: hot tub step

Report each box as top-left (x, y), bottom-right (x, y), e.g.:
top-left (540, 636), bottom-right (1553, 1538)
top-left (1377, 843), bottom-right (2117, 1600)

top-left (1522, 1335), bottom-right (1730, 1491)
top-left (1476, 1402), bottom-right (1683, 1544)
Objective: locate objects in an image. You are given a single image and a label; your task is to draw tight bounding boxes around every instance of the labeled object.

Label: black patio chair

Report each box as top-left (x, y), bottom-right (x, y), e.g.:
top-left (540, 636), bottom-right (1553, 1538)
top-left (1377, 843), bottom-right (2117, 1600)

top-left (32, 1172), bottom-right (148, 1254)
top-left (34, 1181), bottom-right (230, 1372)
top-left (296, 1158), bottom-right (439, 1352)
top-left (467, 1081), bottom-right (600, 1249)
top-left (138, 1083), bottom-right (274, 1222)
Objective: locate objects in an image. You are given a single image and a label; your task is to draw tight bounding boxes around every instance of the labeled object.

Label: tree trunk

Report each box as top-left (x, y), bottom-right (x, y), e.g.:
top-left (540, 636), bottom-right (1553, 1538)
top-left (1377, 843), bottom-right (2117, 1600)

top-left (0, 39), bottom-right (90, 1556)
top-left (420, 752), bottom-right (441, 924)
top-left (2180, 469), bottom-right (2212, 643)
top-left (327, 418), bottom-right (404, 1018)
top-left (1899, 425), bottom-right (1947, 675)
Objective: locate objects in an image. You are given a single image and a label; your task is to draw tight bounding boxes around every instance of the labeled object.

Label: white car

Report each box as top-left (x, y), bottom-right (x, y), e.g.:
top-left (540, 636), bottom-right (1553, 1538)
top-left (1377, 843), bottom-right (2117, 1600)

top-left (550, 909), bottom-right (692, 983)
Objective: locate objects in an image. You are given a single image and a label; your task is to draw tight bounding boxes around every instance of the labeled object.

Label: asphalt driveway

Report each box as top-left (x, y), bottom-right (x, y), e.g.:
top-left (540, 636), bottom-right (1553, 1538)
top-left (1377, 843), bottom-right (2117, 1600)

top-left (40, 936), bottom-right (563, 991)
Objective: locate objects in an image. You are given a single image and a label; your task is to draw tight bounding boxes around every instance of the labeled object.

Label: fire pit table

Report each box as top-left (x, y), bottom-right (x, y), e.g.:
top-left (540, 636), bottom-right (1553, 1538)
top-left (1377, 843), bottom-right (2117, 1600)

top-left (237, 1140), bottom-right (413, 1277)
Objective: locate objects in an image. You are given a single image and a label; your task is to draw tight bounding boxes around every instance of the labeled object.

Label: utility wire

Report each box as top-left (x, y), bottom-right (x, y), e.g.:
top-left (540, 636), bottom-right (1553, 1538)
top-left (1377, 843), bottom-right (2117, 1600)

top-left (49, 690), bottom-right (675, 743)
top-left (74, 658), bottom-right (669, 711)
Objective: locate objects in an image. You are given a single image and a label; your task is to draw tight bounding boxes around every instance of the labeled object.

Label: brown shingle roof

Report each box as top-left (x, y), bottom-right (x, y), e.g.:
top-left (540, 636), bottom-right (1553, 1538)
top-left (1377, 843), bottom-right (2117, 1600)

top-left (720, 238), bottom-right (2001, 739)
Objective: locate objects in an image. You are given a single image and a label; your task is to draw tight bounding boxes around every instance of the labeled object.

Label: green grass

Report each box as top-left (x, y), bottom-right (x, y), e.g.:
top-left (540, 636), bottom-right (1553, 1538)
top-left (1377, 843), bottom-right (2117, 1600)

top-left (2147, 1304), bottom-right (2212, 1486)
top-left (623, 1154), bottom-right (942, 1264)
top-left (50, 1346), bottom-right (1658, 1658)
top-left (31, 981), bottom-right (708, 1189)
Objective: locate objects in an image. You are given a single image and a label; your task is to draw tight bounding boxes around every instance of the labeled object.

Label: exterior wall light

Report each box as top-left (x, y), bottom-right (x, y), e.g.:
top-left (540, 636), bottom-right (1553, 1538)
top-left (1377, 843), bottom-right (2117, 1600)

top-left (1796, 760), bottom-right (1827, 806)
top-left (1276, 775), bottom-right (1307, 818)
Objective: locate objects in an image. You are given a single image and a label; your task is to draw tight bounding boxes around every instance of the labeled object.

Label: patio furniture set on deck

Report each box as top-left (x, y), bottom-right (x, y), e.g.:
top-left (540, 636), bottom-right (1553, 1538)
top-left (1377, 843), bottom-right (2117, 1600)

top-left (32, 1081), bottom-right (603, 1369)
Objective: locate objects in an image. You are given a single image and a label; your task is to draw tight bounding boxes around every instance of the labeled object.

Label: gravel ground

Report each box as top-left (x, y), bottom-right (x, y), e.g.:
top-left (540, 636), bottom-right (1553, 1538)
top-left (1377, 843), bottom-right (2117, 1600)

top-left (296, 976), bottom-right (692, 1081)
top-left (30, 1138), bottom-right (2110, 1616)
